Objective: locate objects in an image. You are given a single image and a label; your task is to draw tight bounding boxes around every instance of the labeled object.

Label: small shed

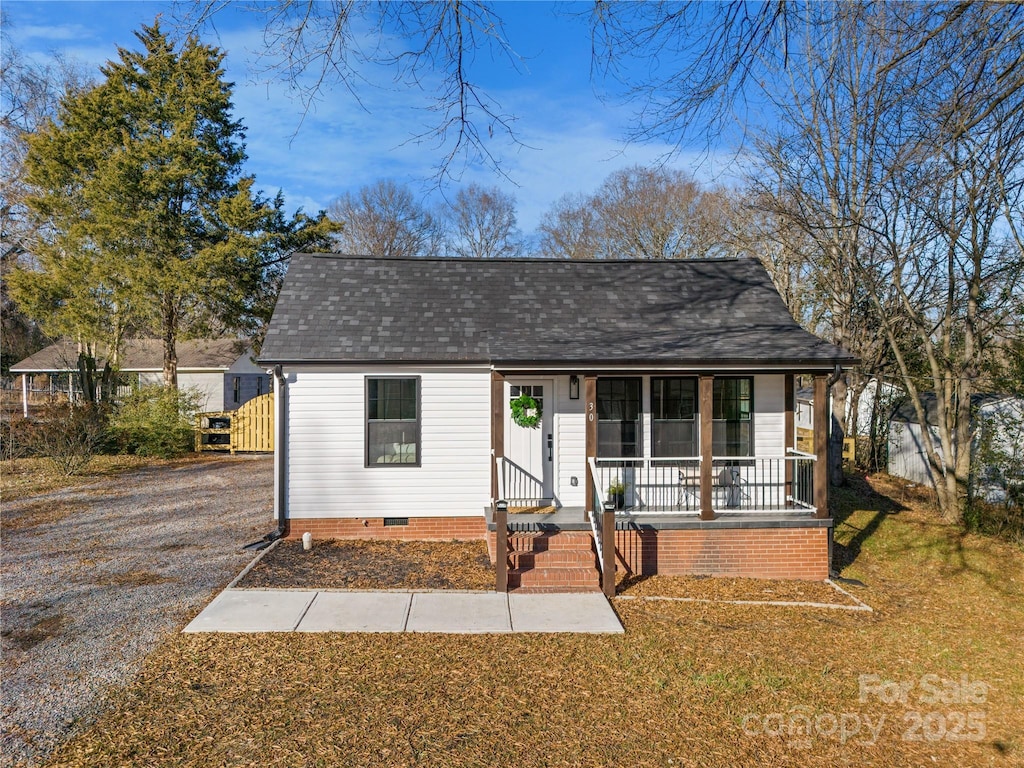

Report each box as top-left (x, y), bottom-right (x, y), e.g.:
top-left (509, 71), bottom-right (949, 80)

top-left (888, 392), bottom-right (1024, 502)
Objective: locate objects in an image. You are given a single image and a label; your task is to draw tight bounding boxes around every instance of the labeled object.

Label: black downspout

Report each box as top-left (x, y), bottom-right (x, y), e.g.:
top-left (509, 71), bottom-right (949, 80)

top-left (243, 364), bottom-right (287, 551)
top-left (826, 363), bottom-right (842, 577)
top-left (272, 364), bottom-right (287, 538)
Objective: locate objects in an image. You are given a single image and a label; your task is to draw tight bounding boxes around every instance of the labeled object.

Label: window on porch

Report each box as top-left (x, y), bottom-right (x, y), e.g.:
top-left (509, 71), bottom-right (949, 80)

top-left (596, 377), bottom-right (641, 457)
top-left (713, 377), bottom-right (753, 456)
top-left (652, 376), bottom-right (697, 457)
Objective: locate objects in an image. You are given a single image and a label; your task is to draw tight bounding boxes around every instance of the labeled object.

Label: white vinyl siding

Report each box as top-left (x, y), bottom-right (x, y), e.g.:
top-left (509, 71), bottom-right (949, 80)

top-left (554, 376), bottom-right (586, 507)
top-left (753, 374), bottom-right (786, 457)
top-left (286, 367), bottom-right (492, 518)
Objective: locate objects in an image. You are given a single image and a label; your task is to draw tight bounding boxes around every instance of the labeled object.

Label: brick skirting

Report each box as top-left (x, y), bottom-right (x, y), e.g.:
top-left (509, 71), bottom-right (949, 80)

top-left (286, 516), bottom-right (487, 541)
top-left (488, 526), bottom-right (828, 580)
top-left (613, 526), bottom-right (829, 581)
top-left (290, 517), bottom-right (828, 580)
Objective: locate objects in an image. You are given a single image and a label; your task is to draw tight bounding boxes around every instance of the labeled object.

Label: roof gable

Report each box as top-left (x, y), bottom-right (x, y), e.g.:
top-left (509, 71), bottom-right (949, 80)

top-left (259, 254), bottom-right (856, 368)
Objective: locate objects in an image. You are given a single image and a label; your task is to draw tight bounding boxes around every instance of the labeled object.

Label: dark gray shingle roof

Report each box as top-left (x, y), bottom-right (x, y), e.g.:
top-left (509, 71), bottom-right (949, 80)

top-left (259, 254), bottom-right (856, 367)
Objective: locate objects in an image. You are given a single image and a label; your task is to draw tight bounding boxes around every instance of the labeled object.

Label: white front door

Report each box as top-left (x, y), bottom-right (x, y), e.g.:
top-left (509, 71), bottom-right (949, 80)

top-left (504, 379), bottom-right (554, 503)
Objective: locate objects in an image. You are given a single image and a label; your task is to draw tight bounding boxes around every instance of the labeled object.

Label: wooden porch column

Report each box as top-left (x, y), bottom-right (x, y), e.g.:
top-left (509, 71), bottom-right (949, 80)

top-left (584, 375), bottom-right (598, 518)
top-left (699, 375), bottom-right (715, 520)
top-left (491, 371), bottom-right (504, 502)
top-left (785, 374), bottom-right (795, 497)
top-left (813, 373), bottom-right (830, 518)
top-left (494, 501), bottom-right (508, 593)
top-left (601, 504), bottom-right (615, 598)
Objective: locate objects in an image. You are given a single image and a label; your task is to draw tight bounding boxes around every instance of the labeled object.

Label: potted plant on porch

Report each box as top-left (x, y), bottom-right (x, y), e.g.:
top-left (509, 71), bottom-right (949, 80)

top-left (607, 479), bottom-right (626, 511)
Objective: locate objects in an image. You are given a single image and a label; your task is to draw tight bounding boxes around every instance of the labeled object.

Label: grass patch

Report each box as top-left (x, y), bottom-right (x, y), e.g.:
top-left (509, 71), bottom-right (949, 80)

top-left (1, 610), bottom-right (66, 652)
top-left (0, 498), bottom-right (89, 536)
top-left (0, 454), bottom-right (217, 502)
top-left (38, 474), bottom-right (1024, 766)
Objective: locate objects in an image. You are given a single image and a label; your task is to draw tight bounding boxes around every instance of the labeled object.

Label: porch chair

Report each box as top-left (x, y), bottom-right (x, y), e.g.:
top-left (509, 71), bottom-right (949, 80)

top-left (717, 466), bottom-right (750, 508)
top-left (676, 465), bottom-right (701, 510)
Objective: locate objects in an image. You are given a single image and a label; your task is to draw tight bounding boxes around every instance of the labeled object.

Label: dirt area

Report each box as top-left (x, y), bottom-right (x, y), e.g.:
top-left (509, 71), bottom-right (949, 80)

top-left (0, 455), bottom-right (273, 768)
top-left (240, 538), bottom-right (495, 590)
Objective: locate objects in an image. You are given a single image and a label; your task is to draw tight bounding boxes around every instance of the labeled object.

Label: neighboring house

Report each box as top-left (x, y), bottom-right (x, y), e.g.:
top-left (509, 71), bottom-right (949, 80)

top-left (259, 254), bottom-right (856, 588)
top-left (10, 338), bottom-right (269, 415)
top-left (889, 392), bottom-right (1024, 503)
top-left (795, 379), bottom-right (895, 459)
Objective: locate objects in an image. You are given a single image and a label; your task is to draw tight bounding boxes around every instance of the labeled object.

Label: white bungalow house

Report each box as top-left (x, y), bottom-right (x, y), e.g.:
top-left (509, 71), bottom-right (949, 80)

top-left (259, 254), bottom-right (856, 591)
top-left (10, 338), bottom-right (269, 415)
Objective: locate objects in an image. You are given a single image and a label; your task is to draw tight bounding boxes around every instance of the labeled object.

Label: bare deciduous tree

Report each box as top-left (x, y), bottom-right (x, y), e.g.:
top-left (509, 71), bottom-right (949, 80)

top-left (445, 182), bottom-right (523, 259)
top-left (742, 3), bottom-right (1024, 519)
top-left (1, 12), bottom-right (92, 371)
top-left (328, 180), bottom-right (441, 258)
top-left (181, 1), bottom-right (524, 181)
top-left (537, 166), bottom-right (737, 260)
top-left (537, 193), bottom-right (598, 260)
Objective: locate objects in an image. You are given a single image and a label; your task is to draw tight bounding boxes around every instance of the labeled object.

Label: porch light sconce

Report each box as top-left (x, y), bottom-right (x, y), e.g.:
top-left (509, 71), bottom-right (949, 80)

top-left (569, 375), bottom-right (580, 400)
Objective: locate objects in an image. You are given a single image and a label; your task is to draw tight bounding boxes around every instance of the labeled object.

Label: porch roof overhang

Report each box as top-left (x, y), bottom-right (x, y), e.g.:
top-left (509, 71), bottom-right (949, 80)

top-left (489, 358), bottom-right (855, 374)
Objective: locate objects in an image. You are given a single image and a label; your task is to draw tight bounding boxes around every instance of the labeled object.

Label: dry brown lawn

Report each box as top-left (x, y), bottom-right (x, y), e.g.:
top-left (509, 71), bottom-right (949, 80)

top-left (38, 473), bottom-right (1024, 767)
top-left (1, 455), bottom-right (217, 503)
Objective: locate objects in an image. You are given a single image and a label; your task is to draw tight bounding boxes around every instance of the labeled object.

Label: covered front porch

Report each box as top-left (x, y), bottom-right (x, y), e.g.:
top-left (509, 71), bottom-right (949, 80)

top-left (489, 371), bottom-right (835, 594)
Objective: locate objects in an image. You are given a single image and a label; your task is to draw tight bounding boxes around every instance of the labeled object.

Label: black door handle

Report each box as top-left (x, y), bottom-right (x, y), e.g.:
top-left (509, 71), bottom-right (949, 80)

top-left (547, 434), bottom-right (553, 461)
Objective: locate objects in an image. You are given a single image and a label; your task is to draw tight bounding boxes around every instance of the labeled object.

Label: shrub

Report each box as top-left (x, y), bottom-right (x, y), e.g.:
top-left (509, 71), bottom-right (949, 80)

top-left (109, 386), bottom-right (202, 458)
top-left (964, 498), bottom-right (1024, 548)
top-left (1, 414), bottom-right (33, 461)
top-left (19, 402), bottom-right (111, 475)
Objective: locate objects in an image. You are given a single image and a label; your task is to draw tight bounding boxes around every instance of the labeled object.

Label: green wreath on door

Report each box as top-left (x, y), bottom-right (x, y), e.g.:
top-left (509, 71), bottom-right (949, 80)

top-left (510, 393), bottom-right (542, 428)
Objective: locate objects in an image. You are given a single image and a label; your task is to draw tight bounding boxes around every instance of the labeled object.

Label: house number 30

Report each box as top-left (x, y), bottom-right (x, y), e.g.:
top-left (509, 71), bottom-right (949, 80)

top-left (588, 402), bottom-right (595, 422)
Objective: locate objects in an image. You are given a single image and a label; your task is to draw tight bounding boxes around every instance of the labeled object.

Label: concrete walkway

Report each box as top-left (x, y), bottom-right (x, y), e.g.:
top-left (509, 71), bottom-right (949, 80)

top-left (183, 589), bottom-right (624, 634)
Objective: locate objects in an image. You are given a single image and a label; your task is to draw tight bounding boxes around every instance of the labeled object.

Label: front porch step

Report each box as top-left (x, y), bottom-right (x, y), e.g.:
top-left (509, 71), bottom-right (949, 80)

top-left (510, 548), bottom-right (597, 569)
top-left (508, 566), bottom-right (602, 591)
top-left (504, 531), bottom-right (601, 593)
top-left (508, 531), bottom-right (595, 551)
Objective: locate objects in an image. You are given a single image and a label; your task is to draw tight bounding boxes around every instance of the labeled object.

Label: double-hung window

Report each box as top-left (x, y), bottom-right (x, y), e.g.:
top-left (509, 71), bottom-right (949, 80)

top-left (596, 377), bottom-right (642, 457)
top-left (713, 377), bottom-right (753, 456)
top-left (652, 377), bottom-right (698, 457)
top-left (366, 377), bottom-right (420, 466)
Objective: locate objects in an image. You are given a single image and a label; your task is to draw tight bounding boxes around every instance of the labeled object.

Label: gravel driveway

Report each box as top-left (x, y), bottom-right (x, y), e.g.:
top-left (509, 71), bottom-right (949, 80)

top-left (1, 455), bottom-right (273, 767)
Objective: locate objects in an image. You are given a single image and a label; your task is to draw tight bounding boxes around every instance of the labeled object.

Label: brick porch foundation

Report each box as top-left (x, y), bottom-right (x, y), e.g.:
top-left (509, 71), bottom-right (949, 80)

top-left (286, 516), bottom-right (487, 541)
top-left (291, 516), bottom-right (829, 581)
top-left (613, 527), bottom-right (829, 581)
top-left (487, 525), bottom-right (830, 581)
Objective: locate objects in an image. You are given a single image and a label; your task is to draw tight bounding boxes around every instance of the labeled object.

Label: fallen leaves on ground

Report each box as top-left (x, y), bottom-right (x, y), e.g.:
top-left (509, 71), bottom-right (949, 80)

top-left (33, 472), bottom-right (1024, 766)
top-left (618, 574), bottom-right (861, 606)
top-left (238, 539), bottom-right (495, 591)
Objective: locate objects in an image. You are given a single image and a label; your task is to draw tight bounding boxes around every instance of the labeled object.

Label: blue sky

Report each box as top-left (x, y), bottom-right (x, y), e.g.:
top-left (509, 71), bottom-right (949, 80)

top-left (4, 1), bottom-right (733, 233)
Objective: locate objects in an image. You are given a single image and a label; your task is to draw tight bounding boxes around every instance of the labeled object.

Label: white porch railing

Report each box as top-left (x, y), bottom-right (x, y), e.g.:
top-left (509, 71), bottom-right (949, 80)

top-left (590, 454), bottom-right (816, 513)
top-left (494, 456), bottom-right (546, 505)
top-left (590, 456), bottom-right (703, 513)
top-left (710, 455), bottom-right (816, 511)
top-left (586, 458), bottom-right (617, 597)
